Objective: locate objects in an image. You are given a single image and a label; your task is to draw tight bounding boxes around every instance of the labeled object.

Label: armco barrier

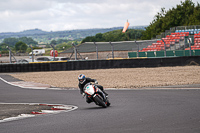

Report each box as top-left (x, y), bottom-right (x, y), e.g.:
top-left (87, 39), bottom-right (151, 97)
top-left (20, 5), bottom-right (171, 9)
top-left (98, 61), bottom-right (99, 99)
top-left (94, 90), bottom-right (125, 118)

top-left (147, 51), bottom-right (155, 58)
top-left (175, 50), bottom-right (185, 56)
top-left (0, 56), bottom-right (200, 73)
top-left (139, 52), bottom-right (146, 57)
top-left (194, 50), bottom-right (200, 56)
top-left (128, 50), bottom-right (200, 58)
top-left (166, 51), bottom-right (174, 56)
top-left (156, 51), bottom-right (165, 57)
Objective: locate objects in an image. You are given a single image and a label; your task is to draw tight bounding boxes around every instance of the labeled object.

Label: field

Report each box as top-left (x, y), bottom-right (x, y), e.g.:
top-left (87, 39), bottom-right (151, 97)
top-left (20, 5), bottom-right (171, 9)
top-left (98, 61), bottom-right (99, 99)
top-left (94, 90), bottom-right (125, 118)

top-left (10, 66), bottom-right (200, 89)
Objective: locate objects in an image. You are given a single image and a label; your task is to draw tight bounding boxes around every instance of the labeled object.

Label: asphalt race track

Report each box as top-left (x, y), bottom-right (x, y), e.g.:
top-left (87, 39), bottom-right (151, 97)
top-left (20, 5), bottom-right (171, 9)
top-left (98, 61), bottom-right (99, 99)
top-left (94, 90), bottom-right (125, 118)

top-left (0, 76), bottom-right (200, 133)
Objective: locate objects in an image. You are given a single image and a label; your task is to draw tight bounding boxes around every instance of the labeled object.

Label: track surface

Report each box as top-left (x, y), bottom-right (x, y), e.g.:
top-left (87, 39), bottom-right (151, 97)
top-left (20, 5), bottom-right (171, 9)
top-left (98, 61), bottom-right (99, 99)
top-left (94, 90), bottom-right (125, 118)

top-left (0, 77), bottom-right (200, 133)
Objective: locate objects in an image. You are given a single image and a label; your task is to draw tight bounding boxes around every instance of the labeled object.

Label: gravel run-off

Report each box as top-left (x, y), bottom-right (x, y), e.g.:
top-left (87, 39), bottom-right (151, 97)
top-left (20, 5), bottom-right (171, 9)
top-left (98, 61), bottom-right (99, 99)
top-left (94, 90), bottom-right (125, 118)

top-left (10, 66), bottom-right (200, 89)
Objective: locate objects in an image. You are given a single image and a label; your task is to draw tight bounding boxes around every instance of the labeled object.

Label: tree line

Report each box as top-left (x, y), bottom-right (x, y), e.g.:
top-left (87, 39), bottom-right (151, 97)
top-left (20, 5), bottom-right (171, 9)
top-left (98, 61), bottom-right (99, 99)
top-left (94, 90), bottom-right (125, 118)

top-left (141, 0), bottom-right (200, 40)
top-left (0, 37), bottom-right (38, 54)
top-left (0, 36), bottom-right (80, 54)
top-left (81, 29), bottom-right (144, 43)
top-left (2, 37), bottom-right (38, 46)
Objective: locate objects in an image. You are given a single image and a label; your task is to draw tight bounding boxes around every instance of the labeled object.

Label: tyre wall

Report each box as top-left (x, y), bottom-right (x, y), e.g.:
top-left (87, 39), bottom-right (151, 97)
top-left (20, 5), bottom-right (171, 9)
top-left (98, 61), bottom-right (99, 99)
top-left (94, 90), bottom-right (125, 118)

top-left (0, 56), bottom-right (200, 73)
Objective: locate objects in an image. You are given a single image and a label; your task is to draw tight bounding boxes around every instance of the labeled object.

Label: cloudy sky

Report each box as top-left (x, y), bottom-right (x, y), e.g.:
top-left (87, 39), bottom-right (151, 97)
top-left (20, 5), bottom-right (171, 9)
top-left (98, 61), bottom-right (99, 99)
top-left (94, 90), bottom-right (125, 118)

top-left (0, 0), bottom-right (199, 33)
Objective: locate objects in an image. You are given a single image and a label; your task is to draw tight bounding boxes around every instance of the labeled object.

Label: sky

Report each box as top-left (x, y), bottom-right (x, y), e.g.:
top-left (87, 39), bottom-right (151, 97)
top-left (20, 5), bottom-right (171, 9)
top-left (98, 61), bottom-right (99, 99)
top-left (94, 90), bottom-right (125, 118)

top-left (0, 0), bottom-right (199, 33)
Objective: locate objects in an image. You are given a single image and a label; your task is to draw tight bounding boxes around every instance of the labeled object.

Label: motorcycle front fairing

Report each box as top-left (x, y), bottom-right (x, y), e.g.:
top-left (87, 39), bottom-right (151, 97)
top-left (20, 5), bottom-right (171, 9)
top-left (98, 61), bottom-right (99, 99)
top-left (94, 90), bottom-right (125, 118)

top-left (84, 85), bottom-right (96, 96)
top-left (84, 84), bottom-right (106, 102)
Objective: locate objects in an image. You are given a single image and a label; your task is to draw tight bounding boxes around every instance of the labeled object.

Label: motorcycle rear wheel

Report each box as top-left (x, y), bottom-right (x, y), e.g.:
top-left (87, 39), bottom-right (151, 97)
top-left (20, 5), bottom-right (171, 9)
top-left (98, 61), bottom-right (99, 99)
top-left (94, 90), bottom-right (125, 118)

top-left (94, 95), bottom-right (107, 108)
top-left (106, 100), bottom-right (111, 107)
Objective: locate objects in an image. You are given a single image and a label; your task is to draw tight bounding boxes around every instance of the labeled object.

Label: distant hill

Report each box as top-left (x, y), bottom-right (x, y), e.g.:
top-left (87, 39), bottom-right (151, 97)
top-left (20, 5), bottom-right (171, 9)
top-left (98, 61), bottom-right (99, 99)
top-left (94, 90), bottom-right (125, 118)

top-left (0, 28), bottom-right (47, 36)
top-left (19, 28), bottom-right (48, 35)
top-left (0, 26), bottom-right (147, 44)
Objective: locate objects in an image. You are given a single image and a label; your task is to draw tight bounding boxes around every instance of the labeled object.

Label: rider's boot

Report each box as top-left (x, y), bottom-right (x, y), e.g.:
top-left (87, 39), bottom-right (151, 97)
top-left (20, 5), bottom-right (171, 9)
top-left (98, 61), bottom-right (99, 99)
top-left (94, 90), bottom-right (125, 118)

top-left (86, 96), bottom-right (92, 104)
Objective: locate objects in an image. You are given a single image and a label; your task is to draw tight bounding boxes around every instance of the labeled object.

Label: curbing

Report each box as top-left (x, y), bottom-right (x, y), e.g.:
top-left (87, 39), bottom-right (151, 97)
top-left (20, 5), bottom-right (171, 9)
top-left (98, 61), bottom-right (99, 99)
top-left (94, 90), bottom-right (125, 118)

top-left (0, 103), bottom-right (78, 123)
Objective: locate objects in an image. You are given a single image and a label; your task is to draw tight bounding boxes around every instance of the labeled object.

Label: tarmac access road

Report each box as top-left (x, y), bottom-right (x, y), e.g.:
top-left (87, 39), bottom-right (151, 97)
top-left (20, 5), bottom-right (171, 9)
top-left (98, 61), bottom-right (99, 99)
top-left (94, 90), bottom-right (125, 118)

top-left (0, 75), bottom-right (200, 133)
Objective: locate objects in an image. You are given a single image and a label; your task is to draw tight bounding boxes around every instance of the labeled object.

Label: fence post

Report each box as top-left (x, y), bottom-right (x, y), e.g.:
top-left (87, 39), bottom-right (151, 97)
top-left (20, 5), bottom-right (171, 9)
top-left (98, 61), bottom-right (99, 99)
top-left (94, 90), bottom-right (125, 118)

top-left (184, 37), bottom-right (186, 50)
top-left (109, 41), bottom-right (114, 59)
top-left (94, 42), bottom-right (98, 60)
top-left (135, 40), bottom-right (139, 57)
top-left (6, 46), bottom-right (17, 63)
top-left (8, 47), bottom-right (12, 63)
top-left (161, 39), bottom-right (167, 57)
top-left (29, 45), bottom-right (34, 62)
top-left (188, 38), bottom-right (192, 56)
top-left (72, 42), bottom-right (77, 60)
top-left (50, 44), bottom-right (55, 61)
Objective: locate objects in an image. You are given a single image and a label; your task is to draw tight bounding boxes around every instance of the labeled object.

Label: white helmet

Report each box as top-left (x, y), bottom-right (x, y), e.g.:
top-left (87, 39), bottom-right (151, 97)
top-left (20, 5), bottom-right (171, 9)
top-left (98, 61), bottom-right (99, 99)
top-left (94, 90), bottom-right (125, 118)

top-left (78, 74), bottom-right (86, 84)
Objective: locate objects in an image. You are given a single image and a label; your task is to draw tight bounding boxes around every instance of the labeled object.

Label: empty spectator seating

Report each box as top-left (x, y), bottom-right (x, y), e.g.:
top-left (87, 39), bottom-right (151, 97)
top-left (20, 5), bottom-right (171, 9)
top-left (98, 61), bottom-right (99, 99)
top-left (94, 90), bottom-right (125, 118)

top-left (175, 29), bottom-right (200, 35)
top-left (141, 32), bottom-right (189, 52)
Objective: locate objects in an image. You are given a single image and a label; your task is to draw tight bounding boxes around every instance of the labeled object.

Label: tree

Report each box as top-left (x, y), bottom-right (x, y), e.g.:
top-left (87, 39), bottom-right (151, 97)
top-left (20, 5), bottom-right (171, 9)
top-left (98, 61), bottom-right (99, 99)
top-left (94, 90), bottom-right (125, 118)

top-left (55, 42), bottom-right (72, 50)
top-left (0, 43), bottom-right (8, 51)
top-left (20, 43), bottom-right (28, 53)
top-left (15, 41), bottom-right (27, 53)
top-left (0, 43), bottom-right (10, 54)
top-left (50, 40), bottom-right (57, 45)
top-left (95, 33), bottom-right (104, 41)
top-left (3, 38), bottom-right (18, 46)
top-left (3, 37), bottom-right (38, 46)
top-left (81, 29), bottom-right (144, 43)
top-left (18, 37), bottom-right (38, 46)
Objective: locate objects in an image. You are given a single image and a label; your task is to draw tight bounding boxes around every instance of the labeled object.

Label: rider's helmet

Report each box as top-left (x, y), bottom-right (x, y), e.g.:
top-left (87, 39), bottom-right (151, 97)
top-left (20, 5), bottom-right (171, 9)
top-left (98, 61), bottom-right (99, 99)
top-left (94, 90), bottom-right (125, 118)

top-left (78, 74), bottom-right (86, 84)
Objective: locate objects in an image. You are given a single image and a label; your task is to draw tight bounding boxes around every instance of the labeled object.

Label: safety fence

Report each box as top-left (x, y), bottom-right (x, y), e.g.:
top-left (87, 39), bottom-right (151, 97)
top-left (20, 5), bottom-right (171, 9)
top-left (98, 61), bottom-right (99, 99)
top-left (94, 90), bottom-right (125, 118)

top-left (60, 35), bottom-right (195, 60)
top-left (128, 50), bottom-right (200, 58)
top-left (0, 56), bottom-right (200, 73)
top-left (60, 40), bottom-right (157, 60)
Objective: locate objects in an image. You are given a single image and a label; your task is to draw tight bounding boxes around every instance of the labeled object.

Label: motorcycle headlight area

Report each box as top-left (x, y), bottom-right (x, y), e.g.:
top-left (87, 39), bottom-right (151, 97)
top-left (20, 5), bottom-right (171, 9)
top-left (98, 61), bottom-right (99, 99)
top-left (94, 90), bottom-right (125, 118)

top-left (85, 85), bottom-right (95, 95)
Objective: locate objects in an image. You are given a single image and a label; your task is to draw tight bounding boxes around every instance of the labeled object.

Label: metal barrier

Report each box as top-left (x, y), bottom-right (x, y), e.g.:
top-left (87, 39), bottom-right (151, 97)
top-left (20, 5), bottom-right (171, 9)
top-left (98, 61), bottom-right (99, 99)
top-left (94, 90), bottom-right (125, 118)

top-left (128, 50), bottom-right (200, 58)
top-left (0, 56), bottom-right (200, 73)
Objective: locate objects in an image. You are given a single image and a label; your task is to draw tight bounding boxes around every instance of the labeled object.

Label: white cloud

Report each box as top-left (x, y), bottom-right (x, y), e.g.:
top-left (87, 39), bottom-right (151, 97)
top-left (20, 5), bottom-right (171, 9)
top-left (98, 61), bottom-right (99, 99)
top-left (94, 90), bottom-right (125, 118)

top-left (0, 0), bottom-right (199, 32)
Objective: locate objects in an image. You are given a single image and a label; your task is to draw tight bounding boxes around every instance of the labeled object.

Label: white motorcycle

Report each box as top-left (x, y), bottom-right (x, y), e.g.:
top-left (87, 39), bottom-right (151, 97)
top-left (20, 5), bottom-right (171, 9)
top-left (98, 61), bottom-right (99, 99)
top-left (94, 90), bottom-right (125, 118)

top-left (83, 83), bottom-right (110, 108)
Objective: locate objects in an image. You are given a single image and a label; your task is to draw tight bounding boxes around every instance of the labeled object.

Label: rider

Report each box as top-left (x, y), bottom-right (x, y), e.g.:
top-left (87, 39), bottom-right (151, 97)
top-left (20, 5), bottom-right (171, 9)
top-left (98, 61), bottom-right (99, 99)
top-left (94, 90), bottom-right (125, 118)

top-left (78, 74), bottom-right (108, 103)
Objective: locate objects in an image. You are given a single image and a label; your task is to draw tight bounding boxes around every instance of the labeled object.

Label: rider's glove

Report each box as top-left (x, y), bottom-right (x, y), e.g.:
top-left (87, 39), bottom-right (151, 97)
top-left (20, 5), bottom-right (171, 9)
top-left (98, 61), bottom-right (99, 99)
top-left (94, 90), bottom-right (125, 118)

top-left (95, 81), bottom-right (98, 84)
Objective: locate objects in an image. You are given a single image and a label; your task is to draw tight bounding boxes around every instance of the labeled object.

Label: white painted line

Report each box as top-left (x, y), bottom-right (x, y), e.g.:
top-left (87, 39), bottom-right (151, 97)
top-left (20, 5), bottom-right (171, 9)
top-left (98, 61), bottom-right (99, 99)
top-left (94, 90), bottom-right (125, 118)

top-left (0, 77), bottom-right (49, 89)
top-left (52, 106), bottom-right (74, 110)
top-left (41, 110), bottom-right (59, 113)
top-left (0, 77), bottom-right (19, 87)
top-left (1, 114), bottom-right (35, 123)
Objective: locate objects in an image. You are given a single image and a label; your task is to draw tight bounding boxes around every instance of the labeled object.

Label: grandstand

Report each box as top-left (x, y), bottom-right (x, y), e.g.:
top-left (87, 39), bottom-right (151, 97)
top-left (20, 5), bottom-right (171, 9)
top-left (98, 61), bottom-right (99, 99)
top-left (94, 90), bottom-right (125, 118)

top-left (141, 32), bottom-right (189, 52)
top-left (138, 26), bottom-right (200, 53)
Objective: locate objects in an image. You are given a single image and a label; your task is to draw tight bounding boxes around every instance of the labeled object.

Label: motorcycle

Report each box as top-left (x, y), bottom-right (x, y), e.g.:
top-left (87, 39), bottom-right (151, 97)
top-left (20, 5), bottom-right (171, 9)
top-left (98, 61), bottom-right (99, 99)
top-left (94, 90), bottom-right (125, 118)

top-left (83, 83), bottom-right (110, 108)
